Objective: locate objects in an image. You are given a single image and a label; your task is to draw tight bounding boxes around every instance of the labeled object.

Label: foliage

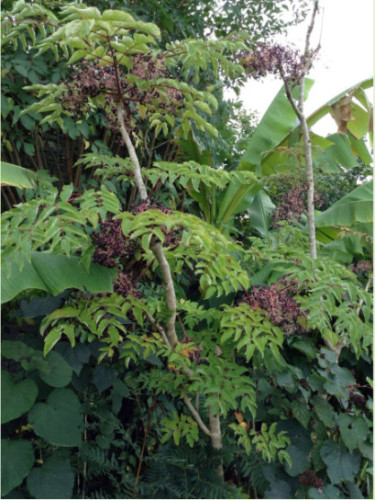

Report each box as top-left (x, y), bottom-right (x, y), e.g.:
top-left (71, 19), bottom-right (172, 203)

top-left (1, 1), bottom-right (373, 499)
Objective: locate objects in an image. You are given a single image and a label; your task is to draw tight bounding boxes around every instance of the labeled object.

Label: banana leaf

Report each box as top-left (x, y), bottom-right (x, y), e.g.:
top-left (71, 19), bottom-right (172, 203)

top-left (1, 252), bottom-right (116, 304)
top-left (315, 180), bottom-right (373, 229)
top-left (1, 161), bottom-right (37, 189)
top-left (238, 79), bottom-right (315, 172)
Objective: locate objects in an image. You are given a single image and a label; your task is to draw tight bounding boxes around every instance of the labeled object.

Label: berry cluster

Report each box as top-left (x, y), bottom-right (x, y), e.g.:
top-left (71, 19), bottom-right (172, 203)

top-left (114, 271), bottom-right (142, 299)
top-left (61, 53), bottom-right (183, 136)
top-left (299, 469), bottom-right (323, 490)
top-left (91, 218), bottom-right (141, 299)
top-left (239, 42), bottom-right (317, 85)
top-left (351, 259), bottom-right (372, 277)
top-left (271, 184), bottom-right (323, 228)
top-left (243, 278), bottom-right (306, 336)
top-left (91, 219), bottom-right (136, 268)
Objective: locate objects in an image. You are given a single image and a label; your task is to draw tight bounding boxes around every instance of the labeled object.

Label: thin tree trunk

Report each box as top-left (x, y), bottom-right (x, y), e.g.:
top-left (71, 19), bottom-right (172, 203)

top-left (280, 0), bottom-right (319, 260)
top-left (116, 102), bottom-right (224, 475)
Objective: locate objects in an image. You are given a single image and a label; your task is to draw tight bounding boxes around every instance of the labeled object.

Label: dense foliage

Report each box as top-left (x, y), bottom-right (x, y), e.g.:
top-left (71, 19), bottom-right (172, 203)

top-left (1, 1), bottom-right (373, 499)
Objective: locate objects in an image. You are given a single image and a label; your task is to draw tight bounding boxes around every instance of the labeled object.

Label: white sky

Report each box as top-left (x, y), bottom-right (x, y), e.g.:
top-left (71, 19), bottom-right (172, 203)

top-left (236, 0), bottom-right (374, 136)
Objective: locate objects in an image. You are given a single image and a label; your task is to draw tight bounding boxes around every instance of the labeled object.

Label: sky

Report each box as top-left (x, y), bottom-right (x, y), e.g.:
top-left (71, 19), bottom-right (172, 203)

top-left (236, 0), bottom-right (373, 136)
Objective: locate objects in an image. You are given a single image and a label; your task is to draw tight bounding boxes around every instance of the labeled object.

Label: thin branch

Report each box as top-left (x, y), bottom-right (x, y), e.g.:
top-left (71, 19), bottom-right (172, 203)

top-left (183, 394), bottom-right (211, 436)
top-left (117, 105), bottom-right (148, 200)
top-left (357, 273), bottom-right (373, 317)
top-left (144, 310), bottom-right (171, 348)
top-left (149, 237), bottom-right (178, 349)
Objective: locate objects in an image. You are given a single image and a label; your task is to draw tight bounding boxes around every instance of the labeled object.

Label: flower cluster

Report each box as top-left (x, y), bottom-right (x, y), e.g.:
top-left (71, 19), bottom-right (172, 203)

top-left (114, 271), bottom-right (142, 299)
top-left (91, 218), bottom-right (136, 268)
top-left (60, 53), bottom-right (183, 136)
top-left (299, 469), bottom-right (323, 490)
top-left (351, 259), bottom-right (372, 277)
top-left (271, 184), bottom-right (323, 228)
top-left (243, 278), bottom-right (306, 336)
top-left (91, 218), bottom-right (141, 299)
top-left (239, 42), bottom-right (317, 85)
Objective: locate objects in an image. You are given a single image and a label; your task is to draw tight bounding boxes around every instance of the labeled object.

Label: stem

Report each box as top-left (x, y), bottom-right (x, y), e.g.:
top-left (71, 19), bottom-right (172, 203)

top-left (149, 236), bottom-right (178, 349)
top-left (279, 0), bottom-right (319, 260)
top-left (183, 394), bottom-right (211, 436)
top-left (117, 105), bottom-right (148, 200)
top-left (208, 409), bottom-right (224, 478)
top-left (116, 103), bottom-right (224, 474)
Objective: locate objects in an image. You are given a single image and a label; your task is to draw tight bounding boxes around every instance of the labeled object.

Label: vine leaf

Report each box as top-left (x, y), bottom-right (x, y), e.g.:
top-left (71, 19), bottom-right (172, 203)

top-left (28, 388), bottom-right (83, 447)
top-left (1, 371), bottom-right (38, 424)
top-left (27, 451), bottom-right (75, 499)
top-left (1, 439), bottom-right (35, 496)
top-left (320, 441), bottom-right (360, 484)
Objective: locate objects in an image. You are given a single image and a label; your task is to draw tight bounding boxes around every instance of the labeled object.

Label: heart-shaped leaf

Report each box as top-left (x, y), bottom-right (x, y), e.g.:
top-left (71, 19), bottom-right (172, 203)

top-left (1, 371), bottom-right (38, 424)
top-left (28, 388), bottom-right (82, 447)
top-left (27, 451), bottom-right (74, 499)
top-left (1, 439), bottom-right (34, 496)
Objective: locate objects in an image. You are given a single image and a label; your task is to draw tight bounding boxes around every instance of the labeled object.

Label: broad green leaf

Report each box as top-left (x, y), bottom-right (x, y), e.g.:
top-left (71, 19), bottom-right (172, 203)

top-left (238, 79), bottom-right (314, 172)
top-left (1, 440), bottom-right (35, 496)
top-left (1, 161), bottom-right (37, 189)
top-left (1, 252), bottom-right (116, 304)
top-left (1, 371), bottom-right (38, 423)
top-left (27, 451), bottom-right (74, 499)
top-left (338, 414), bottom-right (368, 452)
top-left (315, 180), bottom-right (373, 228)
top-left (320, 441), bottom-right (360, 484)
top-left (284, 444), bottom-right (310, 476)
top-left (28, 388), bottom-right (83, 447)
top-left (246, 190), bottom-right (275, 236)
top-left (312, 396), bottom-right (336, 427)
top-left (39, 351), bottom-right (73, 387)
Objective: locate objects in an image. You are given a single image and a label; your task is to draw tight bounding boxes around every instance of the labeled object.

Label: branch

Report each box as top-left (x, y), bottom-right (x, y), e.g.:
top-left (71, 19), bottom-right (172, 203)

top-left (144, 311), bottom-right (171, 348)
top-left (356, 273), bottom-right (373, 317)
top-left (149, 236), bottom-right (178, 349)
top-left (117, 105), bottom-right (148, 200)
top-left (183, 394), bottom-right (211, 436)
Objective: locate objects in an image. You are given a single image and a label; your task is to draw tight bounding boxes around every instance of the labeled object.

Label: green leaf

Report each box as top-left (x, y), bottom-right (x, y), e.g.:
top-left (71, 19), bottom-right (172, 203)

top-left (39, 351), bottom-right (73, 387)
top-left (1, 161), bottom-right (37, 189)
top-left (337, 414), bottom-right (368, 452)
top-left (239, 79), bottom-right (314, 172)
top-left (290, 400), bottom-right (310, 429)
top-left (1, 252), bottom-right (116, 304)
top-left (312, 396), bottom-right (336, 427)
top-left (1, 371), bottom-right (38, 424)
top-left (284, 444), bottom-right (310, 477)
top-left (315, 180), bottom-right (373, 228)
top-left (28, 388), bottom-right (83, 447)
top-left (320, 441), bottom-right (360, 484)
top-left (308, 485), bottom-right (344, 499)
top-left (27, 451), bottom-right (74, 499)
top-left (1, 439), bottom-right (35, 496)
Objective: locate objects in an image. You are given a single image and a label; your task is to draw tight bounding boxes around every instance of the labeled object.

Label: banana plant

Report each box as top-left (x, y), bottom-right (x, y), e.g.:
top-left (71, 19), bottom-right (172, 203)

top-left (214, 77), bottom-right (373, 237)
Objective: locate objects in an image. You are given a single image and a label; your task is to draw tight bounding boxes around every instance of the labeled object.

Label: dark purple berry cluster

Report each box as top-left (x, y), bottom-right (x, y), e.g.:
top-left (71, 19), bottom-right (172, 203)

top-left (271, 183), bottom-right (323, 228)
top-left (243, 278), bottom-right (306, 336)
top-left (299, 469), bottom-right (323, 489)
top-left (60, 54), bottom-right (183, 137)
top-left (238, 42), bottom-right (317, 85)
top-left (91, 219), bottom-right (136, 268)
